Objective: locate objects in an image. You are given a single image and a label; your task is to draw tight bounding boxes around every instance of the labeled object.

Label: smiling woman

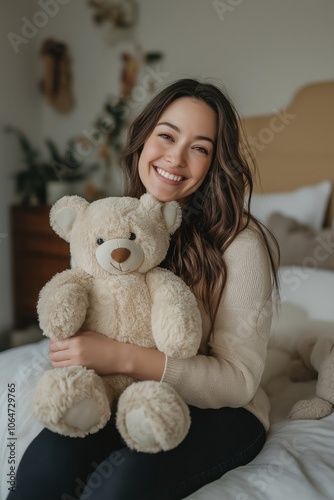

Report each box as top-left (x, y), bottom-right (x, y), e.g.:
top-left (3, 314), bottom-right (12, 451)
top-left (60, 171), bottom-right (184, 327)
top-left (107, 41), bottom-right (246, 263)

top-left (138, 98), bottom-right (216, 202)
top-left (7, 79), bottom-right (279, 500)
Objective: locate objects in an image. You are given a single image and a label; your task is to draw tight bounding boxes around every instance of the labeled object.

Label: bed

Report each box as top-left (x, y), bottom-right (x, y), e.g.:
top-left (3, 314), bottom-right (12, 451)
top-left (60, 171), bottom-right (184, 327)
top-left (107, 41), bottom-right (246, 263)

top-left (1, 80), bottom-right (334, 500)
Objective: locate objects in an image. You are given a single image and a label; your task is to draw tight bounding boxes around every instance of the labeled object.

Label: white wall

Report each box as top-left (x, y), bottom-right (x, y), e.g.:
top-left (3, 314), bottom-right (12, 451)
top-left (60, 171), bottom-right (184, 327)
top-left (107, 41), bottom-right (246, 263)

top-left (137, 0), bottom-right (334, 115)
top-left (1, 0), bottom-right (334, 332)
top-left (0, 1), bottom-right (41, 332)
top-left (38, 0), bottom-right (334, 147)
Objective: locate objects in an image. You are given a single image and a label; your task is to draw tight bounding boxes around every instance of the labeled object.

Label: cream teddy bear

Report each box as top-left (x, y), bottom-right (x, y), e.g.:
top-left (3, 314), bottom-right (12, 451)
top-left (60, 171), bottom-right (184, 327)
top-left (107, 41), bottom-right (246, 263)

top-left (33, 193), bottom-right (202, 453)
top-left (289, 337), bottom-right (334, 420)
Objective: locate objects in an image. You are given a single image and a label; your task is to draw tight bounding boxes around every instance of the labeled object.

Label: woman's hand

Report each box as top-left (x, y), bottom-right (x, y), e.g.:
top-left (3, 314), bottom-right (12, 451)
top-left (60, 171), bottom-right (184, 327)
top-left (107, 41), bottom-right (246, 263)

top-left (49, 330), bottom-right (122, 375)
top-left (48, 330), bottom-right (166, 381)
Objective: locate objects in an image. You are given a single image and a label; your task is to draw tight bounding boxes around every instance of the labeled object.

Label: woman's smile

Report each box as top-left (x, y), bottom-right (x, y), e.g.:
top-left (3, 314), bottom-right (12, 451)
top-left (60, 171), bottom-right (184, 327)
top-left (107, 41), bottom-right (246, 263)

top-left (153, 165), bottom-right (186, 183)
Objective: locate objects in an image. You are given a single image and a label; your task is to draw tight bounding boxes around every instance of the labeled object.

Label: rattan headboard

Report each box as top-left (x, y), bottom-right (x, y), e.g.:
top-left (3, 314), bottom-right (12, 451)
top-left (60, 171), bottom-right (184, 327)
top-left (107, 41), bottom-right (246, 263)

top-left (242, 80), bottom-right (334, 225)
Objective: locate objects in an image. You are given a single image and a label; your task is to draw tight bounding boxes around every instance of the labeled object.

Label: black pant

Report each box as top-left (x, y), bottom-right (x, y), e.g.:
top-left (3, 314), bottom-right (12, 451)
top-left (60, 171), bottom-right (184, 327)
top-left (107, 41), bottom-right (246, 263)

top-left (7, 406), bottom-right (265, 500)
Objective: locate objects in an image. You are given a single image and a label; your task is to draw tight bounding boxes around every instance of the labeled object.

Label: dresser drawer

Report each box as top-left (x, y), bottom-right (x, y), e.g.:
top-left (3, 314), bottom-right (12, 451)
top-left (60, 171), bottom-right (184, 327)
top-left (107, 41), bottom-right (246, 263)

top-left (11, 205), bottom-right (71, 327)
top-left (11, 206), bottom-right (52, 234)
top-left (12, 234), bottom-right (69, 258)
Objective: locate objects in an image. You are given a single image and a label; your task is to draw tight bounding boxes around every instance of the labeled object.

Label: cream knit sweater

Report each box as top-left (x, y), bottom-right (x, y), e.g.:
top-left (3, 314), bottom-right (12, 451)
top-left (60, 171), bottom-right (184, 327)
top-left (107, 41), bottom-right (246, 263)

top-left (161, 224), bottom-right (273, 430)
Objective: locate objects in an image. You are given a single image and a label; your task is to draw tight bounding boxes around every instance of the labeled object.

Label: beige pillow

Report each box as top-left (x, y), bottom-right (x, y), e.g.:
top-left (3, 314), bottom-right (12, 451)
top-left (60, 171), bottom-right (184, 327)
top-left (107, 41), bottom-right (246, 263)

top-left (268, 212), bottom-right (334, 270)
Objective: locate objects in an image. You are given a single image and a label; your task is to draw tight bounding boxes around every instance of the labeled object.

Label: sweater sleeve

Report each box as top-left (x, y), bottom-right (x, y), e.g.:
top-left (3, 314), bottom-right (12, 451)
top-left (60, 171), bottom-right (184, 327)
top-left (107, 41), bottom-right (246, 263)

top-left (161, 227), bottom-right (273, 409)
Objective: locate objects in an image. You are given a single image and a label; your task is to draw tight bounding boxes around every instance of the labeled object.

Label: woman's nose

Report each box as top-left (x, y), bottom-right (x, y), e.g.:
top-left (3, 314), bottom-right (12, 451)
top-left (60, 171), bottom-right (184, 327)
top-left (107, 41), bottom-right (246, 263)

top-left (165, 145), bottom-right (187, 167)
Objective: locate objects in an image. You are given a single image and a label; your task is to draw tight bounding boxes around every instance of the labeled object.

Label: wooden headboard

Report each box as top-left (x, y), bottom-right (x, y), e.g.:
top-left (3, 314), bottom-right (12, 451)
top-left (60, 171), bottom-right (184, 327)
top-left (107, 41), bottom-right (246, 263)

top-left (242, 80), bottom-right (334, 225)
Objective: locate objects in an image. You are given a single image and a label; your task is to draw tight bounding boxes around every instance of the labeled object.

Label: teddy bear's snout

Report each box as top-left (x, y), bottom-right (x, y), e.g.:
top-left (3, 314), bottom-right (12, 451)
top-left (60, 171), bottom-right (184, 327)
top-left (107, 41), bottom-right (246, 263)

top-left (111, 248), bottom-right (131, 263)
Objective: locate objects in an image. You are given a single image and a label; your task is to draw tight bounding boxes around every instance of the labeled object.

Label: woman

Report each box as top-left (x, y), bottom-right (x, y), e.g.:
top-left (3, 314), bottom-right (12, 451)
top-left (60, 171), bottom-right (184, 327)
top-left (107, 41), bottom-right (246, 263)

top-left (8, 79), bottom-right (279, 500)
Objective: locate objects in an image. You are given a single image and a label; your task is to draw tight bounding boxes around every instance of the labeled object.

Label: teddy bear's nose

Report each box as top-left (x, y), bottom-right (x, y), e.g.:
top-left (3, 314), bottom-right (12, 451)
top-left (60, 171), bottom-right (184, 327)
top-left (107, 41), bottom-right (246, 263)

top-left (111, 248), bottom-right (131, 263)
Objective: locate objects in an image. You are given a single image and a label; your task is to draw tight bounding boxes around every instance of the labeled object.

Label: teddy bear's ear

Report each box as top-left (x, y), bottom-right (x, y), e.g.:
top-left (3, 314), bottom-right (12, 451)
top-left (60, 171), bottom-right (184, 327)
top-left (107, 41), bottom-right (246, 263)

top-left (50, 195), bottom-right (89, 242)
top-left (161, 201), bottom-right (182, 234)
top-left (139, 193), bottom-right (182, 234)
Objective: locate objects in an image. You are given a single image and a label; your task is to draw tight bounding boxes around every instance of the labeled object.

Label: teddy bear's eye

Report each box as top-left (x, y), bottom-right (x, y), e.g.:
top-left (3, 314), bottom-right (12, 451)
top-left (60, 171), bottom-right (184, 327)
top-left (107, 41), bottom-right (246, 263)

top-left (128, 232), bottom-right (136, 240)
top-left (96, 238), bottom-right (105, 245)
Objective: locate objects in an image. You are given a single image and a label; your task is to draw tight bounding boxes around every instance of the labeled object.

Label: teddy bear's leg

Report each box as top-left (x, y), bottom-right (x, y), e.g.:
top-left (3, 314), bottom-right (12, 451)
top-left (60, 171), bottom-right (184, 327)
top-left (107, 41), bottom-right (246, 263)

top-left (33, 366), bottom-right (111, 437)
top-left (116, 381), bottom-right (190, 453)
top-left (289, 397), bottom-right (333, 420)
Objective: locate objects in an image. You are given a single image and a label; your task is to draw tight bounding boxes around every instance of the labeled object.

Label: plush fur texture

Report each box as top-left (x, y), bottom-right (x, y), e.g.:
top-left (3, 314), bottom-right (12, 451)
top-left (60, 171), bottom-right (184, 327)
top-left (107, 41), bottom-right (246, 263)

top-left (289, 337), bottom-right (334, 420)
top-left (33, 193), bottom-right (202, 452)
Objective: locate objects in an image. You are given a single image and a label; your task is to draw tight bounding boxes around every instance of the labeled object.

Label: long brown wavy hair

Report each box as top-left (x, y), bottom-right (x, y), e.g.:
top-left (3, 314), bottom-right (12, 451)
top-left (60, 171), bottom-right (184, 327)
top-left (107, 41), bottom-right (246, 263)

top-left (122, 78), bottom-right (279, 325)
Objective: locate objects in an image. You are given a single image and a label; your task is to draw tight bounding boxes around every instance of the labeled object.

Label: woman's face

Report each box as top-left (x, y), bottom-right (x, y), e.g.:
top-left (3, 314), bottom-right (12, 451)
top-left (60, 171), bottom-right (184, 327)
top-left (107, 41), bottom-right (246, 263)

top-left (138, 97), bottom-right (217, 202)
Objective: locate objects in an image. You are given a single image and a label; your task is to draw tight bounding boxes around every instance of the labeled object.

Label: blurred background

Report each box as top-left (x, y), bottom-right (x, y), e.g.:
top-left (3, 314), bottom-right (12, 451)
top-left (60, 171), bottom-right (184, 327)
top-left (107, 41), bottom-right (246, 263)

top-left (1, 0), bottom-right (334, 348)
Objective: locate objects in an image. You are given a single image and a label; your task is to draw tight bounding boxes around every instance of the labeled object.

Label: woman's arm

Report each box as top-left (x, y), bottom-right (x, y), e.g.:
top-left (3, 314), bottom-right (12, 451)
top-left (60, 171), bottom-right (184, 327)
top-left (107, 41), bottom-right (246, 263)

top-left (161, 226), bottom-right (274, 409)
top-left (49, 330), bottom-right (166, 380)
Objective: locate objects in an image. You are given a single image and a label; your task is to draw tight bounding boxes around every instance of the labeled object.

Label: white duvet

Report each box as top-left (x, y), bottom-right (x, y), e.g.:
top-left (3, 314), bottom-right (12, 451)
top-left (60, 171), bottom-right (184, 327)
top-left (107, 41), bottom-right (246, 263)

top-left (1, 267), bottom-right (334, 500)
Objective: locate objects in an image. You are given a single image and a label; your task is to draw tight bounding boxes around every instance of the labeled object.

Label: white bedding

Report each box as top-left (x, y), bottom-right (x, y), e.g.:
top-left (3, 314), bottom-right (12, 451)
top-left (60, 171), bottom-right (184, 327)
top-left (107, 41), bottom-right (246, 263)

top-left (1, 266), bottom-right (334, 500)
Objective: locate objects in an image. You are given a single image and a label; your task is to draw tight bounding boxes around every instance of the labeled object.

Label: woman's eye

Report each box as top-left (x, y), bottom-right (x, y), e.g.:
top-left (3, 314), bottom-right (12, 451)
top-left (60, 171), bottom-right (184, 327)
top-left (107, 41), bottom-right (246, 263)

top-left (194, 146), bottom-right (208, 155)
top-left (159, 133), bottom-right (173, 141)
top-left (128, 232), bottom-right (136, 240)
top-left (96, 238), bottom-right (105, 245)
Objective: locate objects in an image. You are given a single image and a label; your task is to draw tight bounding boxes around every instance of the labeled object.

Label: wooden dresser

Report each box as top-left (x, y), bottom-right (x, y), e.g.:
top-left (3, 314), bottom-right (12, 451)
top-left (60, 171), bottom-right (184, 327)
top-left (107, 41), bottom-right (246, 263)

top-left (11, 205), bottom-right (71, 328)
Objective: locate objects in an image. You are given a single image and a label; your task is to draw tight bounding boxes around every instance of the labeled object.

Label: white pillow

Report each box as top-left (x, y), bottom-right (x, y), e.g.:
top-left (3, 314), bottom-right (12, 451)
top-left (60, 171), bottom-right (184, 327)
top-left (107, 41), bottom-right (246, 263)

top-left (248, 180), bottom-right (332, 230)
top-left (279, 266), bottom-right (334, 323)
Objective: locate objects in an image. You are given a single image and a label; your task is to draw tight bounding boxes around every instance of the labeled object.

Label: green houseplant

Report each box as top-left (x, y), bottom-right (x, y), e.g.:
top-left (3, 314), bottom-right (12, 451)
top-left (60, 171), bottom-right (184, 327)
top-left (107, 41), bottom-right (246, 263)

top-left (5, 126), bottom-right (98, 206)
top-left (5, 126), bottom-right (52, 206)
top-left (44, 137), bottom-right (99, 203)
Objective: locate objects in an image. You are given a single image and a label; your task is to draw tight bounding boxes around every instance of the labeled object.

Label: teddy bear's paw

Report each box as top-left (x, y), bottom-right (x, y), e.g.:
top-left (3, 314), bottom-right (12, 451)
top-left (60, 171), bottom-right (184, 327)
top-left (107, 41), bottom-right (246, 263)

top-left (33, 366), bottom-right (111, 437)
top-left (39, 285), bottom-right (88, 339)
top-left (64, 398), bottom-right (101, 432)
top-left (289, 397), bottom-right (333, 420)
top-left (156, 334), bottom-right (200, 359)
top-left (152, 304), bottom-right (201, 358)
top-left (124, 407), bottom-right (158, 449)
top-left (116, 381), bottom-right (190, 453)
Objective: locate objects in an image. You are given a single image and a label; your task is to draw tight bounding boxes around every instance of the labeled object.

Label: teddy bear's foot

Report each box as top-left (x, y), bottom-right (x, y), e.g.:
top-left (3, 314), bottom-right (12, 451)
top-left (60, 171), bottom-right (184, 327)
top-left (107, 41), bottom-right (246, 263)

top-left (64, 398), bottom-right (101, 431)
top-left (116, 381), bottom-right (190, 453)
top-left (289, 397), bottom-right (333, 420)
top-left (33, 366), bottom-right (111, 437)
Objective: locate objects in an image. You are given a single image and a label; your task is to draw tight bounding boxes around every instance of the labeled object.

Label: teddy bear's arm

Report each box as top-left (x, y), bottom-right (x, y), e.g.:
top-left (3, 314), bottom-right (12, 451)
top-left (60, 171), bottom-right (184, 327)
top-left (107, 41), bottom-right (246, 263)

top-left (37, 268), bottom-right (93, 339)
top-left (146, 268), bottom-right (202, 358)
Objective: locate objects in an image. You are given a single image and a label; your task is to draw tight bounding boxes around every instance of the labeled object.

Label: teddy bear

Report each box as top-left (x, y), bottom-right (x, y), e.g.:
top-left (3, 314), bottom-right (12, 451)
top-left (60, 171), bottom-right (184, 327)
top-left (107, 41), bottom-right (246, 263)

top-left (288, 337), bottom-right (334, 420)
top-left (33, 193), bottom-right (202, 453)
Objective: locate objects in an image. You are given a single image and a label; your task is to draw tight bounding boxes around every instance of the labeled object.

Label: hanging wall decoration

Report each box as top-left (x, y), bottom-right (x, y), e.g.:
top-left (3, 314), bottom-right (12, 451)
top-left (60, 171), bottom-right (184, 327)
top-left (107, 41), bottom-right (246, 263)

top-left (39, 38), bottom-right (74, 114)
top-left (88, 0), bottom-right (138, 43)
